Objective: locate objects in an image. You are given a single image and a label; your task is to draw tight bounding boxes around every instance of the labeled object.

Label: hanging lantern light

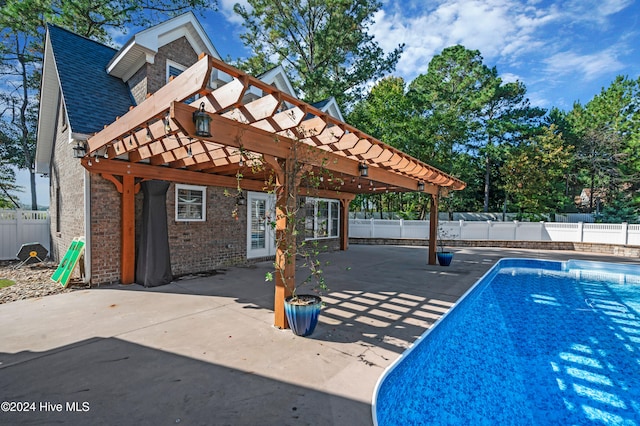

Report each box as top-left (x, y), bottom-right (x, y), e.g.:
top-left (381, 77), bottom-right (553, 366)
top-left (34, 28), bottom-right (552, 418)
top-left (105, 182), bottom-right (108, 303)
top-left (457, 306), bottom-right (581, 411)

top-left (359, 162), bottom-right (369, 177)
top-left (418, 181), bottom-right (425, 191)
top-left (72, 141), bottom-right (87, 158)
top-left (193, 102), bottom-right (212, 137)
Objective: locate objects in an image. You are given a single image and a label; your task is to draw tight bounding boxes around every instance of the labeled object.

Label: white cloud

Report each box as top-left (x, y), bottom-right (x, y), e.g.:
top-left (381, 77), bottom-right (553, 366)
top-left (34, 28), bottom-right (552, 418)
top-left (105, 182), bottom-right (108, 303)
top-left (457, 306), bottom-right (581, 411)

top-left (499, 72), bottom-right (521, 83)
top-left (564, 0), bottom-right (634, 25)
top-left (370, 0), bottom-right (562, 80)
top-left (218, 0), bottom-right (249, 25)
top-left (544, 48), bottom-right (625, 81)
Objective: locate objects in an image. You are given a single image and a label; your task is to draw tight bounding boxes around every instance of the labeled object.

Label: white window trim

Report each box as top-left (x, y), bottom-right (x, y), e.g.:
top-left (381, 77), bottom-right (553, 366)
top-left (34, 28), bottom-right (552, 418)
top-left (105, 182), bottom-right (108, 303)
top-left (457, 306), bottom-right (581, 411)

top-left (166, 59), bottom-right (187, 83)
top-left (305, 197), bottom-right (340, 240)
top-left (175, 184), bottom-right (206, 222)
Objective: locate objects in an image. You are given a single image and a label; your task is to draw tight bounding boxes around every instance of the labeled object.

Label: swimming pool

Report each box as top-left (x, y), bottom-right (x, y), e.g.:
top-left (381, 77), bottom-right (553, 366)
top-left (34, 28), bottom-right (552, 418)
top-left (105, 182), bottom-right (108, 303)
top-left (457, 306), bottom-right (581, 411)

top-left (373, 258), bottom-right (640, 425)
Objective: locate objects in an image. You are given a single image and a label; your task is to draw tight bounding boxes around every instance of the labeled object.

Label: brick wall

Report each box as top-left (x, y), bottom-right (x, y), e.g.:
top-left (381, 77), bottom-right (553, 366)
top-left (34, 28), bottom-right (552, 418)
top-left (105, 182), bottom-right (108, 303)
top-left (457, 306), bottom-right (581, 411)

top-left (147, 37), bottom-right (199, 97)
top-left (167, 184), bottom-right (248, 276)
top-left (127, 66), bottom-right (147, 105)
top-left (89, 174), bottom-right (124, 284)
top-left (49, 101), bottom-right (85, 282)
top-left (125, 36), bottom-right (199, 103)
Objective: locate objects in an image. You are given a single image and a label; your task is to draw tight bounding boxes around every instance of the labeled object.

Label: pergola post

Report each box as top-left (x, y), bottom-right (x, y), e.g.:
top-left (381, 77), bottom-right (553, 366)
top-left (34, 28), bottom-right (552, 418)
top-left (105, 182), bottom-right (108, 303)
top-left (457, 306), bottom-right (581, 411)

top-left (428, 192), bottom-right (439, 265)
top-left (271, 156), bottom-right (297, 329)
top-left (340, 198), bottom-right (352, 251)
top-left (121, 174), bottom-right (136, 283)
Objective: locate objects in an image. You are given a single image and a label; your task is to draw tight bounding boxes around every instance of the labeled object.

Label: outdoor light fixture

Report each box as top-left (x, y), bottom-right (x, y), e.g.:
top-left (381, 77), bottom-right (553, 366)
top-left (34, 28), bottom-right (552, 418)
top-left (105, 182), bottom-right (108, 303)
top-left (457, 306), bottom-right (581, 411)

top-left (359, 162), bottom-right (369, 177)
top-left (236, 192), bottom-right (246, 206)
top-left (163, 113), bottom-right (172, 134)
top-left (418, 181), bottom-right (425, 191)
top-left (193, 102), bottom-right (212, 137)
top-left (72, 141), bottom-right (86, 158)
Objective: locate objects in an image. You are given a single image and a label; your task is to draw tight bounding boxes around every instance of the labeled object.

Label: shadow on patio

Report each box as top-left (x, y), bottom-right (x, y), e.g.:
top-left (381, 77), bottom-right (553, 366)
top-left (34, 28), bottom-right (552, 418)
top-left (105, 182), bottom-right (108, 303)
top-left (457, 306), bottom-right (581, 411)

top-left (0, 337), bottom-right (369, 425)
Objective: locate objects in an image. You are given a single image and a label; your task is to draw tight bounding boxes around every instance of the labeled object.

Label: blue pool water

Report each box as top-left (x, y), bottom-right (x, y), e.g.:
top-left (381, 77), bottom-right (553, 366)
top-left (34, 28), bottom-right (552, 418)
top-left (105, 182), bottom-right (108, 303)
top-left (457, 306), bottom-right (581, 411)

top-left (373, 258), bottom-right (640, 425)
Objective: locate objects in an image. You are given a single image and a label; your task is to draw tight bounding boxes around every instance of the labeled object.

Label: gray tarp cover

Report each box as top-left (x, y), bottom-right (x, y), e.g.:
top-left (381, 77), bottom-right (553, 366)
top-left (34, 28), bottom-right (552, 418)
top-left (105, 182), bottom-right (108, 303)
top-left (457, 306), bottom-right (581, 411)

top-left (136, 180), bottom-right (172, 287)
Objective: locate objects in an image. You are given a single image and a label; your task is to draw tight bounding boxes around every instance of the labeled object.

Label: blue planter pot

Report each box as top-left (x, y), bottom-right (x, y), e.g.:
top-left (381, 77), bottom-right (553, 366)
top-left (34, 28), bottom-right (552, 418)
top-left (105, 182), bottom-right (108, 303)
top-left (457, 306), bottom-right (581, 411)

top-left (284, 295), bottom-right (322, 337)
top-left (437, 252), bottom-right (454, 266)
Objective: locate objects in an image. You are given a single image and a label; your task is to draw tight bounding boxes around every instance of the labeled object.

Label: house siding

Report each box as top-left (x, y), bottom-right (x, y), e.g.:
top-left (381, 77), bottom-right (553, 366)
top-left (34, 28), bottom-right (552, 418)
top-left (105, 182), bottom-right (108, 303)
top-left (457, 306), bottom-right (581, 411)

top-left (49, 98), bottom-right (86, 282)
top-left (167, 185), bottom-right (248, 276)
top-left (86, 179), bottom-right (249, 284)
top-left (89, 174), bottom-right (125, 284)
top-left (125, 36), bottom-right (199, 104)
top-left (127, 65), bottom-right (147, 106)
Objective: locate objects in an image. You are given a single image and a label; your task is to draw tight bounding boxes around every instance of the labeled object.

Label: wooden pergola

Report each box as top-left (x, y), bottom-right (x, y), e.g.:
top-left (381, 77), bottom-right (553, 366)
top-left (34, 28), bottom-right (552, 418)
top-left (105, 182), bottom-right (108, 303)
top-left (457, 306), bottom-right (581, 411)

top-left (84, 53), bottom-right (465, 329)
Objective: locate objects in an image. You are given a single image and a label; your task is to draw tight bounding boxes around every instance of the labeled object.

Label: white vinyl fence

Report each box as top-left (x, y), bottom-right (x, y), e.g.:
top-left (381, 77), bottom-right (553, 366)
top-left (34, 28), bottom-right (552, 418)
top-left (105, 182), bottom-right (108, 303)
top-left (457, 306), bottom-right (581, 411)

top-left (0, 210), bottom-right (50, 260)
top-left (349, 219), bottom-right (640, 246)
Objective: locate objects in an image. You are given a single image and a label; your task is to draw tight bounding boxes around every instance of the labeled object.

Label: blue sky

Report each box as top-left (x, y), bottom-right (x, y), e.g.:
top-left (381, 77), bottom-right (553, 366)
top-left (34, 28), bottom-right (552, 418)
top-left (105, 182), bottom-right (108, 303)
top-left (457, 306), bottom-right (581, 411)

top-left (17, 0), bottom-right (640, 206)
top-left (217, 0), bottom-right (640, 109)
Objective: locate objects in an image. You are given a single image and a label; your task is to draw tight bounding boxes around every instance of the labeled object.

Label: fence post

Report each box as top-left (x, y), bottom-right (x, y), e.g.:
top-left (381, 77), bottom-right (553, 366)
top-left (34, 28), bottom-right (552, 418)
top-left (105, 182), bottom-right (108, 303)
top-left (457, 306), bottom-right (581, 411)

top-left (622, 222), bottom-right (628, 245)
top-left (399, 219), bottom-right (404, 238)
top-left (370, 217), bottom-right (375, 238)
top-left (513, 220), bottom-right (519, 241)
top-left (16, 209), bottom-right (24, 248)
top-left (540, 221), bottom-right (545, 241)
top-left (578, 222), bottom-right (584, 242)
top-left (487, 220), bottom-right (492, 240)
top-left (459, 220), bottom-right (464, 240)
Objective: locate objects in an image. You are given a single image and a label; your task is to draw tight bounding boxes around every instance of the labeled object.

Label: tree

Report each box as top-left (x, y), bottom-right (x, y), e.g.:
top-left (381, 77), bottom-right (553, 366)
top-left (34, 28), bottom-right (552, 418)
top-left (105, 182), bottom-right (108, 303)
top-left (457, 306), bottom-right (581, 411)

top-left (500, 125), bottom-right (572, 216)
top-left (560, 76), bottom-right (640, 214)
top-left (233, 0), bottom-right (403, 107)
top-left (0, 0), bottom-right (215, 209)
top-left (476, 75), bottom-right (546, 212)
top-left (408, 45), bottom-right (492, 174)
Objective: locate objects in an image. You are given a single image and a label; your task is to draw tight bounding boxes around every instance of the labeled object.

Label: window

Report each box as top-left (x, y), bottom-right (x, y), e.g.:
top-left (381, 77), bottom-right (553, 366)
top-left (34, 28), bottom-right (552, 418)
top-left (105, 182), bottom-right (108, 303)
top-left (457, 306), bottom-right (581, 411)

top-left (166, 60), bottom-right (187, 83)
top-left (166, 60), bottom-right (196, 103)
top-left (304, 198), bottom-right (339, 239)
top-left (175, 184), bottom-right (206, 222)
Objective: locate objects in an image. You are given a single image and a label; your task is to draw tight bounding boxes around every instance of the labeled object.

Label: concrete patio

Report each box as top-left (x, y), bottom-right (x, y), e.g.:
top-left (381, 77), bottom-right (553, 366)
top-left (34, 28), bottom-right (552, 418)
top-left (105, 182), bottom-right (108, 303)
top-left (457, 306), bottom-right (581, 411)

top-left (0, 245), bottom-right (637, 425)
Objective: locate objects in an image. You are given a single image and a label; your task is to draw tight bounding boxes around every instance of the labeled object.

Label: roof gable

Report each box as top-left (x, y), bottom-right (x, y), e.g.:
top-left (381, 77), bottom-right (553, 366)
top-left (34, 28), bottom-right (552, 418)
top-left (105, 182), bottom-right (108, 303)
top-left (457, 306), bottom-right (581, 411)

top-left (258, 65), bottom-right (297, 97)
top-left (107, 11), bottom-right (220, 81)
top-left (36, 25), bottom-right (134, 172)
top-left (48, 25), bottom-right (135, 134)
top-left (311, 97), bottom-right (344, 122)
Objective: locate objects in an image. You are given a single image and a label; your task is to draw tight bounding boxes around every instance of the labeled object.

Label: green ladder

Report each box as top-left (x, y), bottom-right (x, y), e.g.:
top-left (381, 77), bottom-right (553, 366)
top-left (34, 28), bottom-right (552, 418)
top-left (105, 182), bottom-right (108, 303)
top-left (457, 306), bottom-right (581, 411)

top-left (51, 238), bottom-right (85, 287)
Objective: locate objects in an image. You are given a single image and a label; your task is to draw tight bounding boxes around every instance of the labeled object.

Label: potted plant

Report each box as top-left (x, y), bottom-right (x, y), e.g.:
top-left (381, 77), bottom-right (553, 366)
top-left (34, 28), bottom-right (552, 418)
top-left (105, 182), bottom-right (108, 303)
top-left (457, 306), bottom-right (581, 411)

top-left (436, 222), bottom-right (454, 266)
top-left (229, 136), bottom-right (338, 337)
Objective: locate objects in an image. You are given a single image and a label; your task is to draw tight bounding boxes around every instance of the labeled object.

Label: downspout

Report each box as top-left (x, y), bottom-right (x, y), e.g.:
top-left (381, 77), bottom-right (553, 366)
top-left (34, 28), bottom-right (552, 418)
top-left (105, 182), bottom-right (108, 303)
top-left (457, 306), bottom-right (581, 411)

top-left (83, 168), bottom-right (91, 284)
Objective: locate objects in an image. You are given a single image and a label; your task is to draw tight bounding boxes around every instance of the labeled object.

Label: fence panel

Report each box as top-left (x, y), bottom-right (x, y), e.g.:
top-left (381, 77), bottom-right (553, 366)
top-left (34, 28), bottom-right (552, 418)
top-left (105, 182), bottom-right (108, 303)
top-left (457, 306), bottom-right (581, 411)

top-left (0, 210), bottom-right (50, 260)
top-left (628, 225), bottom-right (640, 245)
top-left (348, 219), bottom-right (639, 246)
top-left (372, 219), bottom-right (403, 238)
top-left (583, 223), bottom-right (625, 244)
top-left (459, 221), bottom-right (489, 240)
top-left (544, 223), bottom-right (579, 242)
top-left (403, 220), bottom-right (429, 239)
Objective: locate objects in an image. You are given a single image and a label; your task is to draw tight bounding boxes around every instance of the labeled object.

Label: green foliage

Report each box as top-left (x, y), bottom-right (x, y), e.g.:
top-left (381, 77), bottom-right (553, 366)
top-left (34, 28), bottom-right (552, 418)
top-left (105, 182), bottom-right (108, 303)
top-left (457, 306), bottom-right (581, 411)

top-left (557, 75), bottom-right (640, 215)
top-left (0, 163), bottom-right (22, 208)
top-left (234, 0), bottom-right (403, 107)
top-left (500, 125), bottom-right (572, 214)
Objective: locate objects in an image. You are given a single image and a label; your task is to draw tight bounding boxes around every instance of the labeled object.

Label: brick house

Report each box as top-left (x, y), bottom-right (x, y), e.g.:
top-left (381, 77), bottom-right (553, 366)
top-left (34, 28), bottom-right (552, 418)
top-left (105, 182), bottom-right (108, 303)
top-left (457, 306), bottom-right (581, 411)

top-left (35, 13), bottom-right (464, 327)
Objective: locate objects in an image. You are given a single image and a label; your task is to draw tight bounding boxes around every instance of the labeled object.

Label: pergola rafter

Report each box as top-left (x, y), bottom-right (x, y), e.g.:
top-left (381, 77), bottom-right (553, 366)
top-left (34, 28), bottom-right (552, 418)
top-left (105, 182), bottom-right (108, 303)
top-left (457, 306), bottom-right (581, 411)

top-left (84, 53), bottom-right (466, 329)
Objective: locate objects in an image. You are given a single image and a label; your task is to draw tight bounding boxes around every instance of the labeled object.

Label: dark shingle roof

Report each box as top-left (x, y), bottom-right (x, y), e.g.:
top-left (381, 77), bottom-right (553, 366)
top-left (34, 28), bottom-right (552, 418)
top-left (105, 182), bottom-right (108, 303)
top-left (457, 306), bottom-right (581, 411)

top-left (48, 25), bottom-right (134, 135)
top-left (311, 99), bottom-right (331, 110)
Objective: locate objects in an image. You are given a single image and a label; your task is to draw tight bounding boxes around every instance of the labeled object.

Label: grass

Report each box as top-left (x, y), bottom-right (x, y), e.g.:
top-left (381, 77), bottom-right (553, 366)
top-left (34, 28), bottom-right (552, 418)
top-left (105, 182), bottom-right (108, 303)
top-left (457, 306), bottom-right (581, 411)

top-left (0, 278), bottom-right (15, 289)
